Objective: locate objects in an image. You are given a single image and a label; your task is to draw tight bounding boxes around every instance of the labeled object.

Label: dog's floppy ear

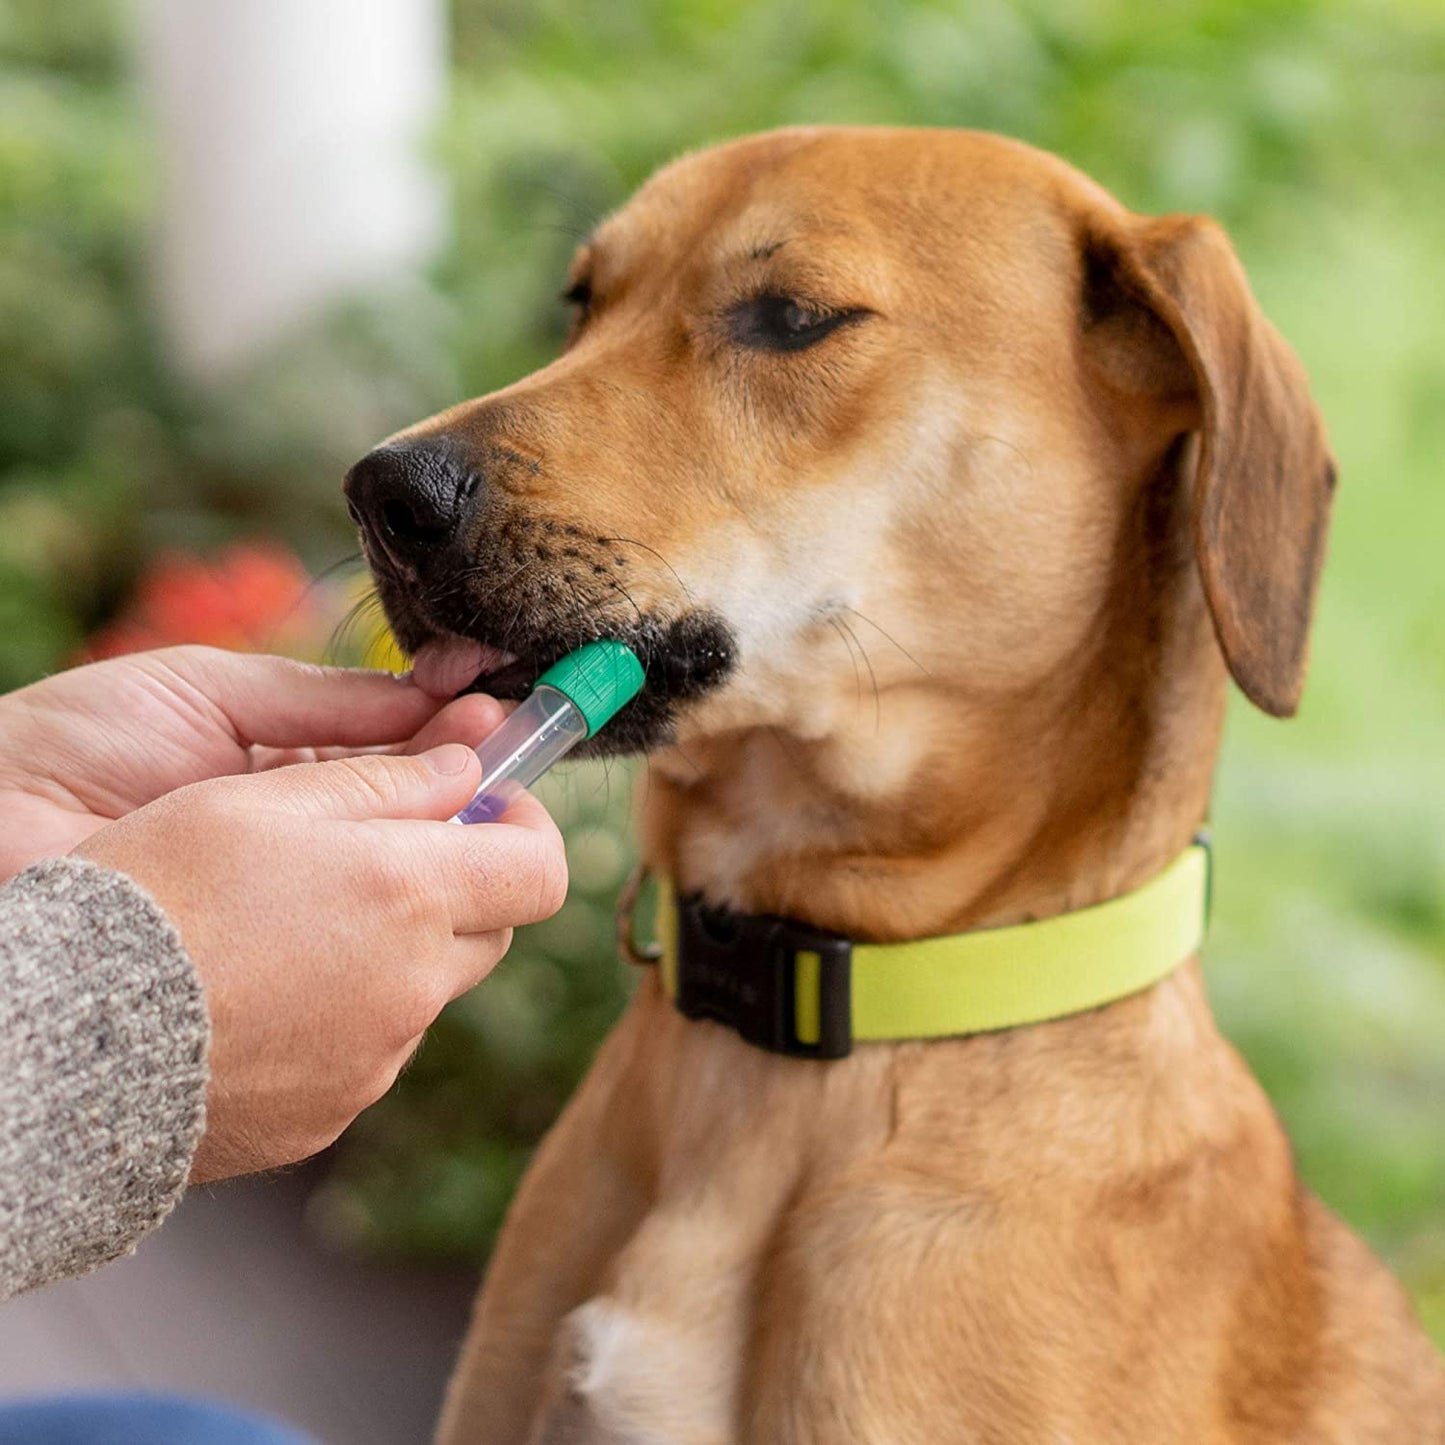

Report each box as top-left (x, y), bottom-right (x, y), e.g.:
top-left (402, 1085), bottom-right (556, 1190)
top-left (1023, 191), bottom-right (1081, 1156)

top-left (1082, 213), bottom-right (1337, 717)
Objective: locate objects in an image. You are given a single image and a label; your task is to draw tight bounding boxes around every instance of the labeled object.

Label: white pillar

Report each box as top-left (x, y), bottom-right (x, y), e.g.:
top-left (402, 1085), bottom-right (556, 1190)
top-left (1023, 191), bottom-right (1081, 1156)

top-left (138, 0), bottom-right (447, 382)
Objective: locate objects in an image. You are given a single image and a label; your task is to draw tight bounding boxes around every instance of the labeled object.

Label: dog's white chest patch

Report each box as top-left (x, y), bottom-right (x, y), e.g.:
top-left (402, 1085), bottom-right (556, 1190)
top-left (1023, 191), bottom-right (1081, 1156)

top-left (539, 1297), bottom-right (736, 1445)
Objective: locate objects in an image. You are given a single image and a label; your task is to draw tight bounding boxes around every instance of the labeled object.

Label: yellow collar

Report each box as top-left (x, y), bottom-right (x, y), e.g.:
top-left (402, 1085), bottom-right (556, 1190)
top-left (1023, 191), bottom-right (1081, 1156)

top-left (648, 842), bottom-right (1211, 1059)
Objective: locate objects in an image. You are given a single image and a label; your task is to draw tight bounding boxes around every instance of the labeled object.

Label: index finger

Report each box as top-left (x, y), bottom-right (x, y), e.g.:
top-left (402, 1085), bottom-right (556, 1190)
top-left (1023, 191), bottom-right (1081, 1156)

top-left (248, 694), bottom-right (513, 771)
top-left (143, 646), bottom-right (440, 751)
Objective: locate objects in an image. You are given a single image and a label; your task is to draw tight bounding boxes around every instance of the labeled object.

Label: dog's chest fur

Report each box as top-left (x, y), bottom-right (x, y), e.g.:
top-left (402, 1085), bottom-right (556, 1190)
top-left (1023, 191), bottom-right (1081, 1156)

top-left (516, 965), bottom-right (1436, 1445)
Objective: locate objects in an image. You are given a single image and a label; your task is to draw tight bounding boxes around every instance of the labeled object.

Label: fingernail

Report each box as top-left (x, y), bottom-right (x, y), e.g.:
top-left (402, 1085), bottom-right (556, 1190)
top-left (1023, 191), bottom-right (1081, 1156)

top-left (425, 743), bottom-right (474, 776)
top-left (391, 669), bottom-right (415, 686)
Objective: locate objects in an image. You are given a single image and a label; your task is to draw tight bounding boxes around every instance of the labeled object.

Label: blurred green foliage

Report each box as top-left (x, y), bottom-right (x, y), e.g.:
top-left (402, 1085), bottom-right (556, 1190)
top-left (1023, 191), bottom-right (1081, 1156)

top-left (3, 0), bottom-right (1442, 1339)
top-left (0, 0), bottom-right (460, 686)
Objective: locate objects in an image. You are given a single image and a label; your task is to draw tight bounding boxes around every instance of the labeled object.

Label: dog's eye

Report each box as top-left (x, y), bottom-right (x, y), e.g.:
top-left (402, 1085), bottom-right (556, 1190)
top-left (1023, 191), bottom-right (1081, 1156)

top-left (727, 293), bottom-right (867, 353)
top-left (563, 278), bottom-right (593, 320)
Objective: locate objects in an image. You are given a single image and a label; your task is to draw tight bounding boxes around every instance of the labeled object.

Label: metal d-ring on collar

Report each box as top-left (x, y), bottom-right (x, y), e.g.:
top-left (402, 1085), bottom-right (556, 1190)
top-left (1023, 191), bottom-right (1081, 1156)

top-left (616, 861), bottom-right (662, 968)
top-left (614, 860), bottom-right (853, 1058)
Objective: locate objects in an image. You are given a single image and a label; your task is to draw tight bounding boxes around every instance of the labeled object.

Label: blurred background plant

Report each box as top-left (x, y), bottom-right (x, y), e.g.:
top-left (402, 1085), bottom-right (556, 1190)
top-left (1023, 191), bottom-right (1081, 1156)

top-left (2, 0), bottom-right (1441, 1340)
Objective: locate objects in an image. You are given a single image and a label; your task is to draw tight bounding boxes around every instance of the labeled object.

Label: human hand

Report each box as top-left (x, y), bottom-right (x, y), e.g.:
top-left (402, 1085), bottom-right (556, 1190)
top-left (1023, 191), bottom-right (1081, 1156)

top-left (0, 646), bottom-right (452, 877)
top-left (74, 742), bottom-right (568, 1182)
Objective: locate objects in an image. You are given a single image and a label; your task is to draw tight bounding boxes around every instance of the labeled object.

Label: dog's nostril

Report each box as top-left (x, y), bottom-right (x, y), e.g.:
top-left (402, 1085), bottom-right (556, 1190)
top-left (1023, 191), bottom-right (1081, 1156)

top-left (381, 497), bottom-right (449, 545)
top-left (381, 498), bottom-right (415, 538)
top-left (346, 499), bottom-right (363, 526)
top-left (344, 439), bottom-right (473, 567)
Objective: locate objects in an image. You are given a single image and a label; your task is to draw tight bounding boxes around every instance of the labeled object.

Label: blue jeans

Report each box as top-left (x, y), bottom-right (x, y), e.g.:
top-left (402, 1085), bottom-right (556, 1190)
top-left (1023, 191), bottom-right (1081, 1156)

top-left (0, 1393), bottom-right (316, 1444)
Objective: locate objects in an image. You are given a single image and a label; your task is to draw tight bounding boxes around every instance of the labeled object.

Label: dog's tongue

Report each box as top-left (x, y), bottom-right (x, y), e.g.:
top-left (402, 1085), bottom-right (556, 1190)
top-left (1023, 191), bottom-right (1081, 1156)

top-left (411, 637), bottom-right (517, 699)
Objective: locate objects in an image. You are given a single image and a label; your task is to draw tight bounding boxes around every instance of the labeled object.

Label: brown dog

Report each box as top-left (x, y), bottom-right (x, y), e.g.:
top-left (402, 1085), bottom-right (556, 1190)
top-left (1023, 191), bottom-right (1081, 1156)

top-left (345, 127), bottom-right (1445, 1443)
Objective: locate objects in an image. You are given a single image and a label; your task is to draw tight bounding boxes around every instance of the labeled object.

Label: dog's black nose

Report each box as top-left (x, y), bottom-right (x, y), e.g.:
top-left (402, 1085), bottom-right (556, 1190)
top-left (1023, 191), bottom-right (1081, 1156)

top-left (343, 440), bottom-right (474, 572)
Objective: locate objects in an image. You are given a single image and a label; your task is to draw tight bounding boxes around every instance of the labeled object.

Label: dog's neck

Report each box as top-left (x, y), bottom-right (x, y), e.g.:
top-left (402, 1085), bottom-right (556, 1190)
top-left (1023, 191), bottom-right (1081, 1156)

top-left (641, 474), bottom-right (1229, 943)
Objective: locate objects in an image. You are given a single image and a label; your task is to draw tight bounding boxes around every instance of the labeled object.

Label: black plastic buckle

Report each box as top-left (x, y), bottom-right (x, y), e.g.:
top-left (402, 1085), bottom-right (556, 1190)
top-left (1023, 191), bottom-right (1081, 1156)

top-left (673, 896), bottom-right (853, 1059)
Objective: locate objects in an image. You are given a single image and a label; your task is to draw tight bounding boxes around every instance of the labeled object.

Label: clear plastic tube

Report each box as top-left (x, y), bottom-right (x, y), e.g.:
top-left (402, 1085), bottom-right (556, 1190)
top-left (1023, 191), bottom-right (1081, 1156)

top-left (451, 684), bottom-right (588, 824)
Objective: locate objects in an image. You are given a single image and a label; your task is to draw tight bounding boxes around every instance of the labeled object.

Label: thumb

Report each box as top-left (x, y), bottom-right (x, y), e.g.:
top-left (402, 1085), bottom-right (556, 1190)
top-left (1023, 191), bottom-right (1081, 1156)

top-left (247, 744), bottom-right (483, 822)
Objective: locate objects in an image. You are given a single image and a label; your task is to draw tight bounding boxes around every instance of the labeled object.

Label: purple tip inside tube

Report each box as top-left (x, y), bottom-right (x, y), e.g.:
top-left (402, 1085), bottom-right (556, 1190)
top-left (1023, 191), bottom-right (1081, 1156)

top-left (453, 791), bottom-right (510, 825)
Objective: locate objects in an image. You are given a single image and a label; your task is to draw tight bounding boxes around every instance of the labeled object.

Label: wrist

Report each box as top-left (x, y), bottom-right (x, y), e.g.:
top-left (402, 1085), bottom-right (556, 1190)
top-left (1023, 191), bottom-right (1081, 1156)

top-left (0, 781), bottom-right (108, 882)
top-left (0, 697), bottom-right (92, 818)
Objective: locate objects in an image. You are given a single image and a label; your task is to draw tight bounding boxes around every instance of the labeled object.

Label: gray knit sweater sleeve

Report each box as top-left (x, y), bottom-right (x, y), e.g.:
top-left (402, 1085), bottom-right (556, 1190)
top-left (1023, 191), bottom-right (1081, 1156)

top-left (0, 855), bottom-right (209, 1300)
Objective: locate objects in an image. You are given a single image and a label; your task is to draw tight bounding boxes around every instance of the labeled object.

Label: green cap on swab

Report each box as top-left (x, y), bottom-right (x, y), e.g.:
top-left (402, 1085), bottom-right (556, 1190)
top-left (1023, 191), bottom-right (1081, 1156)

top-left (536, 640), bottom-right (645, 738)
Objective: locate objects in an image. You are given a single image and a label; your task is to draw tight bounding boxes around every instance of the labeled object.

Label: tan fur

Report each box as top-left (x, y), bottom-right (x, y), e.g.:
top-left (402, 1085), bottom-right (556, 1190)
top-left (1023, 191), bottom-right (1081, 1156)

top-left (399, 129), bottom-right (1443, 1442)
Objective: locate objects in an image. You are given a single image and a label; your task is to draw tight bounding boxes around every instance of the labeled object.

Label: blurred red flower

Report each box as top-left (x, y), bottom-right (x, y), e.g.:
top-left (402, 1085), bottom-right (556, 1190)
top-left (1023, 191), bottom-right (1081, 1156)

top-left (85, 541), bottom-right (333, 662)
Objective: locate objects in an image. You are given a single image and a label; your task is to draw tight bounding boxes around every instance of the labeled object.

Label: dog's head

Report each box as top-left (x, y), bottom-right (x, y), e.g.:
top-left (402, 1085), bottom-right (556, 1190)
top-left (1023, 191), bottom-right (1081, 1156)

top-left (349, 128), bottom-right (1334, 778)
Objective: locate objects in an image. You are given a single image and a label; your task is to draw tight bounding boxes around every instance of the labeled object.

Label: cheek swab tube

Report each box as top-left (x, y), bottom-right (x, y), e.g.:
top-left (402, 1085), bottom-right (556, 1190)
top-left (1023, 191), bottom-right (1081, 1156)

top-left (452, 640), bottom-right (645, 824)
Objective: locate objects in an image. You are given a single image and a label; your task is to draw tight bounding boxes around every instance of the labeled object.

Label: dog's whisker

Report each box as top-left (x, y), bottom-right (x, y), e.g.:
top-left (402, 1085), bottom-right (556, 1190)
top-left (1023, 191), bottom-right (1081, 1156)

top-left (495, 564), bottom-right (543, 660)
top-left (826, 616), bottom-right (865, 705)
top-left (324, 588), bottom-right (386, 665)
top-left (597, 537), bottom-right (693, 602)
top-left (606, 578), bottom-right (648, 634)
top-left (835, 616), bottom-right (882, 735)
top-left (309, 550), bottom-right (366, 587)
top-left (458, 558), bottom-right (543, 618)
top-left (275, 546), bottom-right (368, 655)
top-left (841, 606), bottom-right (932, 679)
top-left (528, 181), bottom-right (605, 237)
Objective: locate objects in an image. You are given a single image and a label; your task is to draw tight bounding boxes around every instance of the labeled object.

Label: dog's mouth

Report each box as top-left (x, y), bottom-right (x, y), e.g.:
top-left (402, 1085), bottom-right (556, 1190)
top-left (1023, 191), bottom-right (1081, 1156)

top-left (399, 614), bottom-right (737, 758)
top-left (408, 638), bottom-right (545, 705)
top-left (360, 506), bottom-right (738, 755)
top-left (463, 654), bottom-right (540, 701)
